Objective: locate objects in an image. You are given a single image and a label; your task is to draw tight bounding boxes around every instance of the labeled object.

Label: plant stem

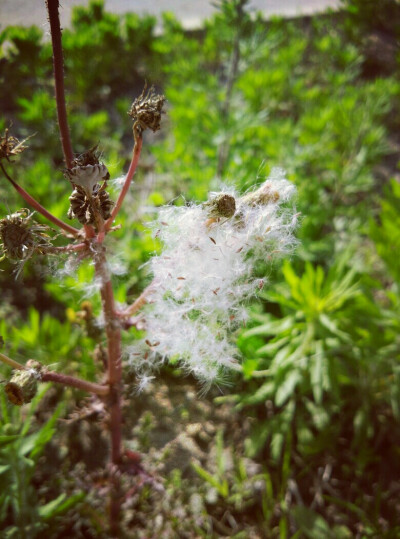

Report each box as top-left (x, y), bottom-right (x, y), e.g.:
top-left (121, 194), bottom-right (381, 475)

top-left (120, 282), bottom-right (154, 317)
top-left (0, 352), bottom-right (108, 395)
top-left (0, 163), bottom-right (80, 237)
top-left (41, 372), bottom-right (109, 396)
top-left (93, 247), bottom-right (123, 535)
top-left (46, 0), bottom-right (74, 168)
top-left (0, 352), bottom-right (25, 370)
top-left (105, 125), bottom-right (143, 232)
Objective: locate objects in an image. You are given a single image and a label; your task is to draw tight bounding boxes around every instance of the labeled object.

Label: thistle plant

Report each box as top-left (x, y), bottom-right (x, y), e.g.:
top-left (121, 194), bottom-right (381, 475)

top-left (0, 0), bottom-right (298, 535)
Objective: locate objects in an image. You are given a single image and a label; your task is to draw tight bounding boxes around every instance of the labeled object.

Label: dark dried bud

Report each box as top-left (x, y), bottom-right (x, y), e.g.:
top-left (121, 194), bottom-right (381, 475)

top-left (5, 367), bottom-right (40, 406)
top-left (203, 193), bottom-right (236, 219)
top-left (0, 209), bottom-right (53, 261)
top-left (0, 128), bottom-right (29, 162)
top-left (67, 182), bottom-right (114, 226)
top-left (128, 84), bottom-right (166, 133)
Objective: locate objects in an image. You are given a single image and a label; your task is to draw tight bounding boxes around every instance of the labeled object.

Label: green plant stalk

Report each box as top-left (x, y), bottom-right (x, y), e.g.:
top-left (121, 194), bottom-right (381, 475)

top-left (46, 0), bottom-right (74, 168)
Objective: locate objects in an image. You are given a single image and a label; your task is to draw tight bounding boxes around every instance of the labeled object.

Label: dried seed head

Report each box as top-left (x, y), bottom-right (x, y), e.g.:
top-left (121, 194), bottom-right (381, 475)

top-left (0, 128), bottom-right (29, 162)
top-left (67, 182), bottom-right (114, 226)
top-left (128, 84), bottom-right (166, 133)
top-left (71, 144), bottom-right (101, 168)
top-left (5, 368), bottom-right (40, 406)
top-left (203, 193), bottom-right (236, 219)
top-left (239, 182), bottom-right (280, 206)
top-left (65, 148), bottom-right (114, 227)
top-left (0, 209), bottom-right (53, 261)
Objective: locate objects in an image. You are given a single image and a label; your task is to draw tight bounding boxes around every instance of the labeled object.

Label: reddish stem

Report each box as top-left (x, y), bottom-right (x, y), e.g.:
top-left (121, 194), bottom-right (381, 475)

top-left (0, 352), bottom-right (108, 396)
top-left (0, 164), bottom-right (79, 236)
top-left (94, 248), bottom-right (123, 534)
top-left (46, 0), bottom-right (74, 168)
top-left (105, 127), bottom-right (143, 232)
top-left (42, 371), bottom-right (109, 396)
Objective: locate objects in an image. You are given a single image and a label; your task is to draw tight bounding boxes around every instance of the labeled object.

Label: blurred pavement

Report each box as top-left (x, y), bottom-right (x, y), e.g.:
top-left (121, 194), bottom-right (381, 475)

top-left (0, 1), bottom-right (341, 30)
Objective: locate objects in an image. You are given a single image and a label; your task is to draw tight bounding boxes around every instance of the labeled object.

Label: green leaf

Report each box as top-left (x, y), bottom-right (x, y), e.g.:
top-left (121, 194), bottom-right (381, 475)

top-left (292, 506), bottom-right (334, 539)
top-left (275, 371), bottom-right (301, 407)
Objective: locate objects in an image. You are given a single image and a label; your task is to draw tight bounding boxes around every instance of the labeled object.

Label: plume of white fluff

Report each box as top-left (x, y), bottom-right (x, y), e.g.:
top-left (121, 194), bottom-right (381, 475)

top-left (127, 168), bottom-right (298, 388)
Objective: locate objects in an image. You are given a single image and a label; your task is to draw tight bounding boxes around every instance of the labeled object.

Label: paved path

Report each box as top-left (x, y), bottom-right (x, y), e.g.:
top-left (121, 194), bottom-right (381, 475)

top-left (0, 0), bottom-right (340, 30)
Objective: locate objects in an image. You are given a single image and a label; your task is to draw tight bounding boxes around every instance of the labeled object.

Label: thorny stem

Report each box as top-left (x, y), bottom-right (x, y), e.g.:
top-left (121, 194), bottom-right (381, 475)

top-left (0, 352), bottom-right (108, 395)
top-left (46, 0), bottom-right (74, 168)
top-left (0, 163), bottom-right (80, 237)
top-left (105, 125), bottom-right (143, 232)
top-left (94, 247), bottom-right (123, 534)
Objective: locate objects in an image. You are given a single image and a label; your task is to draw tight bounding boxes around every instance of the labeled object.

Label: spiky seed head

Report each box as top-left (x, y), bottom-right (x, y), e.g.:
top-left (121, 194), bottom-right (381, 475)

top-left (203, 193), bottom-right (236, 219)
top-left (65, 147), bottom-right (113, 227)
top-left (0, 209), bottom-right (53, 261)
top-left (128, 84), bottom-right (166, 133)
top-left (71, 144), bottom-right (101, 168)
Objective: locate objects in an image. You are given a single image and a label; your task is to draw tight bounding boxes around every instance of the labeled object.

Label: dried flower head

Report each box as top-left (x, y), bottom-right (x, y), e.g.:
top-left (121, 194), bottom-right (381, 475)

top-left (128, 84), bottom-right (166, 133)
top-left (0, 128), bottom-right (29, 162)
top-left (203, 193), bottom-right (236, 219)
top-left (5, 366), bottom-right (41, 406)
top-left (64, 147), bottom-right (114, 226)
top-left (0, 209), bottom-right (54, 261)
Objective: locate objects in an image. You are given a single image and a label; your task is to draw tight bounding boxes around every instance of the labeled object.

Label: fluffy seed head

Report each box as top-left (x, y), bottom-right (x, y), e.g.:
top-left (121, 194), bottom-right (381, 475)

top-left (127, 168), bottom-right (299, 386)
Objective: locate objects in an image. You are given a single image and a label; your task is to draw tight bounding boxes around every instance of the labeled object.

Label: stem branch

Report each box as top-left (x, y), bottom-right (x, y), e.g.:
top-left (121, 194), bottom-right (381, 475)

top-left (46, 0), bottom-right (74, 168)
top-left (105, 126), bottom-right (143, 232)
top-left (42, 372), bottom-right (109, 396)
top-left (0, 352), bottom-right (108, 396)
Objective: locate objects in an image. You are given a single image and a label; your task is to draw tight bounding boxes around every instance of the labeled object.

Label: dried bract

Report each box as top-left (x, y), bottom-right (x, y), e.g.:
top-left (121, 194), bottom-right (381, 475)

top-left (0, 209), bottom-right (54, 261)
top-left (0, 128), bottom-right (29, 162)
top-left (128, 84), bottom-right (166, 133)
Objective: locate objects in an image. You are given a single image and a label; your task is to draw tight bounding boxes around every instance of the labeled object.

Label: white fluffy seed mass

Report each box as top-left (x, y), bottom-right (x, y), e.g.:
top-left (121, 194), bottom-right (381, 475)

top-left (127, 169), bottom-right (298, 386)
